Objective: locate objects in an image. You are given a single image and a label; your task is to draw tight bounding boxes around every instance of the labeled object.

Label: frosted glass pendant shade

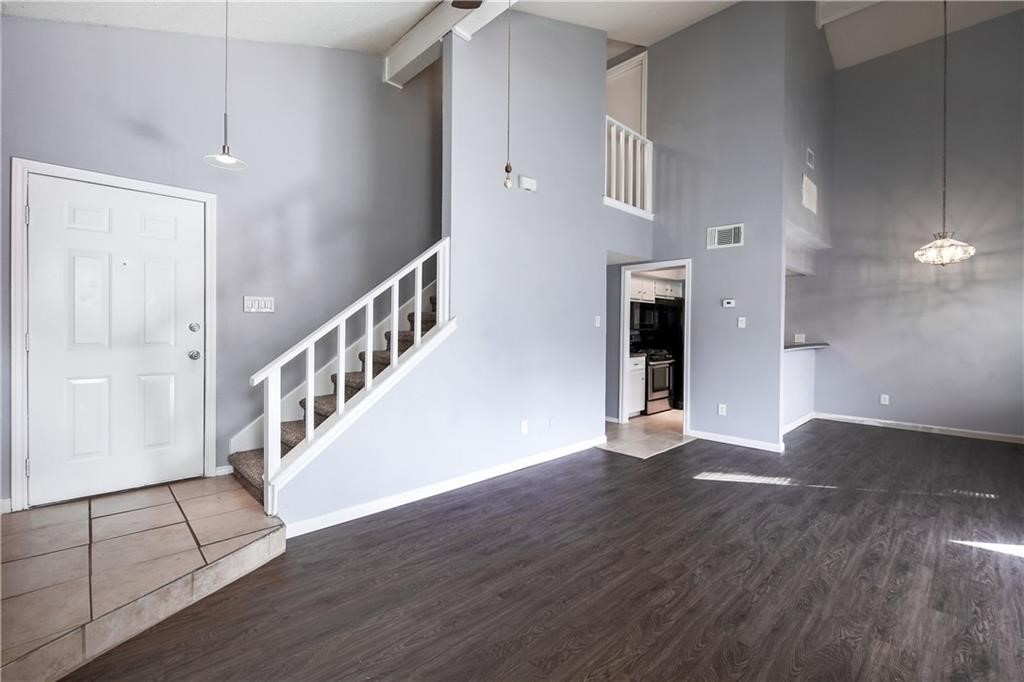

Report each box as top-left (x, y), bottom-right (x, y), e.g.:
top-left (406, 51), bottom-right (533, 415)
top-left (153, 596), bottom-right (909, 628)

top-left (914, 231), bottom-right (976, 266)
top-left (204, 145), bottom-right (246, 170)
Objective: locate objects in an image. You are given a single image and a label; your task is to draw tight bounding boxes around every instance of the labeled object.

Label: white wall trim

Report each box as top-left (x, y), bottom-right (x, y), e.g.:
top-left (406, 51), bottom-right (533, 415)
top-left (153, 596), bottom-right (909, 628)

top-left (782, 412), bottom-right (816, 435)
top-left (215, 465), bottom-right (234, 477)
top-left (602, 196), bottom-right (654, 221)
top-left (0, 499), bottom-right (11, 514)
top-left (284, 433), bottom-right (606, 538)
top-left (617, 259), bottom-right (691, 439)
top-left (689, 429), bottom-right (786, 454)
top-left (229, 281), bottom-right (437, 453)
top-left (9, 158), bottom-right (218, 511)
top-left (813, 413), bottom-right (1024, 445)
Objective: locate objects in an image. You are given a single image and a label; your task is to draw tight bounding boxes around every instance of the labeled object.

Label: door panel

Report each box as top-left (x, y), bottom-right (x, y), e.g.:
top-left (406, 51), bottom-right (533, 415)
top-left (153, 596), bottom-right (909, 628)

top-left (28, 174), bottom-right (206, 505)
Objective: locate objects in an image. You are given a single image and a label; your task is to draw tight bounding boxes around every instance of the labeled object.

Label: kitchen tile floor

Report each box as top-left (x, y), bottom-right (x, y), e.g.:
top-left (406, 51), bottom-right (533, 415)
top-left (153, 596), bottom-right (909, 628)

top-left (601, 409), bottom-right (697, 459)
top-left (1, 476), bottom-right (283, 672)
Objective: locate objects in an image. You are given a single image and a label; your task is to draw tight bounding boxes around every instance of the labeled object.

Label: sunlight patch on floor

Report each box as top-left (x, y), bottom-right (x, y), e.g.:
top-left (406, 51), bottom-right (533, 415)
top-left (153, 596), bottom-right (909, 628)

top-left (951, 540), bottom-right (1024, 558)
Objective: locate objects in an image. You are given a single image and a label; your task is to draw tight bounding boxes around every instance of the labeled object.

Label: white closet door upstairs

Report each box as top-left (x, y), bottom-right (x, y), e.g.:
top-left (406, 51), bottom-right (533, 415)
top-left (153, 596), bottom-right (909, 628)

top-left (27, 174), bottom-right (206, 505)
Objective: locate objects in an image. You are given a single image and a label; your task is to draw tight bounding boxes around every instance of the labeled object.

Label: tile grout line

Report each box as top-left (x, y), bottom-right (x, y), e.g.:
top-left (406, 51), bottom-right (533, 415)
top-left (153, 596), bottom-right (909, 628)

top-left (171, 486), bottom-right (209, 566)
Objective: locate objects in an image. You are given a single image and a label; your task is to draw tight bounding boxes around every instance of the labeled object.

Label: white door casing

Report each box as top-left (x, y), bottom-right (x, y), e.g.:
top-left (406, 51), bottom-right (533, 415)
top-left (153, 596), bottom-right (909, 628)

top-left (11, 160), bottom-right (218, 509)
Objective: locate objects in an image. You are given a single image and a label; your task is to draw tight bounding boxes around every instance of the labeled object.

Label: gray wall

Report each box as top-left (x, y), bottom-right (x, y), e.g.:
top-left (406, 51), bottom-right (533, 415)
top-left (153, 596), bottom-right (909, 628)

top-left (783, 1), bottom-right (833, 269)
top-left (1, 17), bottom-right (441, 496)
top-left (647, 2), bottom-right (788, 447)
top-left (786, 12), bottom-right (1024, 436)
top-left (280, 12), bottom-right (645, 523)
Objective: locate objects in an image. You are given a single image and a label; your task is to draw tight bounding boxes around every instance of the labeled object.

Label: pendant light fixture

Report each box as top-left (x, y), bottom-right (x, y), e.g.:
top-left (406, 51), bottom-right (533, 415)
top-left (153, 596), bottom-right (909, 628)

top-left (503, 0), bottom-right (513, 189)
top-left (205, 0), bottom-right (246, 170)
top-left (914, 0), bottom-right (973, 265)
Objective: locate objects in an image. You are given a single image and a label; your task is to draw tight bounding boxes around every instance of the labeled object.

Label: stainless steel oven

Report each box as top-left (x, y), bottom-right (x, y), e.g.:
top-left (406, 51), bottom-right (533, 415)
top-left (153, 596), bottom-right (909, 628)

top-left (645, 359), bottom-right (674, 414)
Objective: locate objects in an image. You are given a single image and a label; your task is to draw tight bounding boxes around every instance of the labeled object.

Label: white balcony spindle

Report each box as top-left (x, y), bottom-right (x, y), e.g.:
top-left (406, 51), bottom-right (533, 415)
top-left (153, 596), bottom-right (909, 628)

top-left (335, 321), bottom-right (345, 416)
top-left (609, 123), bottom-right (617, 200)
top-left (622, 133), bottom-right (630, 205)
top-left (390, 282), bottom-right (399, 367)
top-left (304, 345), bottom-right (315, 443)
top-left (414, 263), bottom-right (423, 346)
top-left (644, 139), bottom-right (654, 211)
top-left (263, 367), bottom-right (281, 510)
top-left (364, 299), bottom-right (374, 391)
top-left (617, 127), bottom-right (625, 201)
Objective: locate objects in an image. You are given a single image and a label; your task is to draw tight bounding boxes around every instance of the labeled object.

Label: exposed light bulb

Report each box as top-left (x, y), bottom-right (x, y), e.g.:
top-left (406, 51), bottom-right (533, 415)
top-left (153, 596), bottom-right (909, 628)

top-left (504, 161), bottom-right (512, 189)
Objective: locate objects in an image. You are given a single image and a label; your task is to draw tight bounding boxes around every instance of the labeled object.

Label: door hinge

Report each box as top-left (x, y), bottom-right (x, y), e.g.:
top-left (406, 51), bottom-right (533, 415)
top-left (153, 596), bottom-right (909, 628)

top-left (24, 205), bottom-right (30, 226)
top-left (25, 458), bottom-right (30, 478)
top-left (24, 333), bottom-right (29, 352)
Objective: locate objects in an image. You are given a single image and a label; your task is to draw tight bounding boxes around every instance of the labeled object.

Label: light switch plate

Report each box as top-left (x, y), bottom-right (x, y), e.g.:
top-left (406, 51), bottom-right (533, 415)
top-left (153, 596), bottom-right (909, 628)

top-left (518, 175), bottom-right (538, 192)
top-left (737, 316), bottom-right (747, 329)
top-left (243, 296), bottom-right (275, 313)
top-left (594, 315), bottom-right (601, 328)
top-left (880, 394), bottom-right (890, 406)
top-left (795, 333), bottom-right (806, 343)
top-left (802, 174), bottom-right (818, 214)
top-left (718, 403), bottom-right (728, 416)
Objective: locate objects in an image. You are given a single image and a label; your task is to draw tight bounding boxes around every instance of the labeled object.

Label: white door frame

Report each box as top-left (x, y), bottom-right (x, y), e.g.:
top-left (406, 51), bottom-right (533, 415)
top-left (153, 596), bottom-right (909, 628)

top-left (9, 158), bottom-right (218, 511)
top-left (617, 259), bottom-right (692, 434)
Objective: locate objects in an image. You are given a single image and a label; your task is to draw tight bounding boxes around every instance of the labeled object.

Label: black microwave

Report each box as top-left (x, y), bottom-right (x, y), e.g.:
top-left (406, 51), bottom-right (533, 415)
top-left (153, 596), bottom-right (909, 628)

top-left (631, 302), bottom-right (658, 330)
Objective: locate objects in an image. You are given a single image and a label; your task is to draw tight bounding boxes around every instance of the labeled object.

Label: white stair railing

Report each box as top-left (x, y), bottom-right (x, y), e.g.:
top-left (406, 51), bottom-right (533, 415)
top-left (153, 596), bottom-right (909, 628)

top-left (250, 237), bottom-right (451, 513)
top-left (605, 115), bottom-right (654, 216)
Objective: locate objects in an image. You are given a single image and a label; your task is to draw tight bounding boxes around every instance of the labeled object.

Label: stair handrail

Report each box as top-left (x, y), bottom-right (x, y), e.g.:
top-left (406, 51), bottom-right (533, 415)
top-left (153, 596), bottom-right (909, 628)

top-left (249, 236), bottom-right (451, 512)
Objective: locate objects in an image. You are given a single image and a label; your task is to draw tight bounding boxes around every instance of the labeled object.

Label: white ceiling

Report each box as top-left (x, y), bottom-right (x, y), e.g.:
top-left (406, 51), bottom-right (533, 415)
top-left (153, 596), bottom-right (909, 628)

top-left (824, 1), bottom-right (1024, 70)
top-left (517, 1), bottom-right (734, 46)
top-left (0, 1), bottom-right (438, 53)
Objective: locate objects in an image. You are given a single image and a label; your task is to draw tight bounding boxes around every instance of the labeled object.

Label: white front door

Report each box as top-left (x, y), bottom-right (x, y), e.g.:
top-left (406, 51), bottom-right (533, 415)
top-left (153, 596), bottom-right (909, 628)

top-left (27, 174), bottom-right (207, 505)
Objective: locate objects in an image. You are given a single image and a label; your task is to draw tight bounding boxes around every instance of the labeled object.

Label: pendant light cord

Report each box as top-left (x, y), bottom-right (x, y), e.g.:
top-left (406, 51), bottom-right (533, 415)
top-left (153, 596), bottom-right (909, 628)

top-left (941, 0), bottom-right (947, 234)
top-left (223, 0), bottom-right (230, 148)
top-left (506, 0), bottom-right (511, 169)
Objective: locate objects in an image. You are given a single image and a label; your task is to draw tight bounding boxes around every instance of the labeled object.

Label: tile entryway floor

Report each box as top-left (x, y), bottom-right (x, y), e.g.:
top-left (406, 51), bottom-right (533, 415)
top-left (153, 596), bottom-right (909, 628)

top-left (1, 476), bottom-right (284, 679)
top-left (601, 409), bottom-right (697, 459)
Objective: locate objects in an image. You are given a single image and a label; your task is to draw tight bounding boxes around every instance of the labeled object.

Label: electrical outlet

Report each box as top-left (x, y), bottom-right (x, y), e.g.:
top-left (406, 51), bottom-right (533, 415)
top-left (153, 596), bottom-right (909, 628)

top-left (594, 315), bottom-right (601, 328)
top-left (737, 316), bottom-right (747, 329)
top-left (880, 394), bottom-right (890, 406)
top-left (794, 333), bottom-right (806, 344)
top-left (718, 403), bottom-right (728, 416)
top-left (520, 420), bottom-right (529, 435)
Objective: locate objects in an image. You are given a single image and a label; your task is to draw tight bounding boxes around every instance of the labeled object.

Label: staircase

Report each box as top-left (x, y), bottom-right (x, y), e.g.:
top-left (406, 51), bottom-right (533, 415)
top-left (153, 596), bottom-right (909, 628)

top-left (229, 297), bottom-right (438, 503)
top-left (230, 237), bottom-right (455, 516)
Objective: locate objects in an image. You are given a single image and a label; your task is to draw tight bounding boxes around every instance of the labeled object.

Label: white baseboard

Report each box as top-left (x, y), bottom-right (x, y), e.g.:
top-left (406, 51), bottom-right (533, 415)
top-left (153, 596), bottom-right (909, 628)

top-left (605, 416), bottom-right (624, 424)
top-left (215, 465), bottom-right (234, 476)
top-left (1, 499), bottom-right (10, 514)
top-left (813, 413), bottom-right (1024, 445)
top-left (284, 434), bottom-right (607, 538)
top-left (782, 412), bottom-right (816, 435)
top-left (688, 429), bottom-right (785, 454)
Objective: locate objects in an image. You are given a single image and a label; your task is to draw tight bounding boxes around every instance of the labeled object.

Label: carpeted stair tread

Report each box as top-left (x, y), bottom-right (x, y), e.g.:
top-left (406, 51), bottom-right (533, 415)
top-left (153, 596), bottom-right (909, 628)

top-left (357, 350), bottom-right (392, 376)
top-left (384, 330), bottom-right (414, 354)
top-left (228, 449), bottom-right (265, 502)
top-left (407, 312), bottom-right (436, 332)
top-left (280, 419), bottom-right (307, 451)
top-left (300, 393), bottom-right (339, 420)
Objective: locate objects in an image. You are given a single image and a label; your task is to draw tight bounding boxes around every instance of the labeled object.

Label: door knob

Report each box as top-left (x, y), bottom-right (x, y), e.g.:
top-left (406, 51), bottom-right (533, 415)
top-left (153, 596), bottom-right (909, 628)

top-left (188, 322), bottom-right (201, 332)
top-left (188, 350), bottom-right (201, 360)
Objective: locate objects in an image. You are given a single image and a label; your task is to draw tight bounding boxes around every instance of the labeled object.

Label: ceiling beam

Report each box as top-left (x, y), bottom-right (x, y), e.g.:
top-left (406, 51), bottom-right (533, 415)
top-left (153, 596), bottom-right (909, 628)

top-left (815, 1), bottom-right (878, 29)
top-left (383, 0), bottom-right (517, 88)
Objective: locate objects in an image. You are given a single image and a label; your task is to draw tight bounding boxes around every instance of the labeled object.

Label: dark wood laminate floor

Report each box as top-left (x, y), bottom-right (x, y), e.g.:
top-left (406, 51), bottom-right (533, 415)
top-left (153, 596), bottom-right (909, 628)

top-left (67, 420), bottom-right (1024, 681)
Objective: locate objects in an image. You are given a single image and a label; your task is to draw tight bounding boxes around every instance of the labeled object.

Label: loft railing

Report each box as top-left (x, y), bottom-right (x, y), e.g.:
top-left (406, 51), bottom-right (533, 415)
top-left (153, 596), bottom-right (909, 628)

top-left (249, 237), bottom-right (451, 512)
top-left (604, 115), bottom-right (653, 216)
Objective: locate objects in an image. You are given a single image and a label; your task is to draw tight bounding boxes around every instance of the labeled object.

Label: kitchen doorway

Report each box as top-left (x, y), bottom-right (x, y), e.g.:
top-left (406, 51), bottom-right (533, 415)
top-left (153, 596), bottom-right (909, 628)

top-left (604, 259), bottom-right (694, 459)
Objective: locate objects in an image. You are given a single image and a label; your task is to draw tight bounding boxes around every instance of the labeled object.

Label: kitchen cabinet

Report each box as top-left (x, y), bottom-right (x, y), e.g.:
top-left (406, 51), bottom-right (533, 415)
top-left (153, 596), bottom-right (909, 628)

top-left (653, 280), bottom-right (683, 298)
top-left (628, 356), bottom-right (646, 415)
top-left (629, 276), bottom-right (655, 302)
